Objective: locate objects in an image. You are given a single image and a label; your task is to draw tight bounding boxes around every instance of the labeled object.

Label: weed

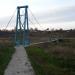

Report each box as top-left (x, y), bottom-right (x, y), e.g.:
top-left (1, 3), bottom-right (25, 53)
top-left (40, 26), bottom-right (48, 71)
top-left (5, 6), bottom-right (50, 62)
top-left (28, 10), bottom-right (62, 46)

top-left (26, 39), bottom-right (75, 75)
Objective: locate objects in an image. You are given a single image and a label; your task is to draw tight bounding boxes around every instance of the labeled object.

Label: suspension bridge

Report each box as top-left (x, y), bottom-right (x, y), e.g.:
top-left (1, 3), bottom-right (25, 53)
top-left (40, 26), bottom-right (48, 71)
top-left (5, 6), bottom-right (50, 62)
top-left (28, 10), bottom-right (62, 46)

top-left (1, 5), bottom-right (70, 75)
top-left (4, 5), bottom-right (44, 75)
top-left (2, 5), bottom-right (44, 47)
top-left (3, 5), bottom-right (62, 75)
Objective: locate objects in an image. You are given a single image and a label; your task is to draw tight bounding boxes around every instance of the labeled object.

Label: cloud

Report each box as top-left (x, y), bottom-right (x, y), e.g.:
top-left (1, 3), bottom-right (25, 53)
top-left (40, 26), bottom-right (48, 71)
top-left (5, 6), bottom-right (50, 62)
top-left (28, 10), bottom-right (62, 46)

top-left (0, 6), bottom-right (75, 30)
top-left (34, 6), bottom-right (75, 23)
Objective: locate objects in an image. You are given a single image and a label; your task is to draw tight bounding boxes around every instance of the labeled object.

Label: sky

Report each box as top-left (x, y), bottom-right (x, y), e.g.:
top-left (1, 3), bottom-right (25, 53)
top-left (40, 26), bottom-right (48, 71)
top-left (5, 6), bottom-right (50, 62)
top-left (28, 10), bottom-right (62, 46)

top-left (0, 0), bottom-right (75, 30)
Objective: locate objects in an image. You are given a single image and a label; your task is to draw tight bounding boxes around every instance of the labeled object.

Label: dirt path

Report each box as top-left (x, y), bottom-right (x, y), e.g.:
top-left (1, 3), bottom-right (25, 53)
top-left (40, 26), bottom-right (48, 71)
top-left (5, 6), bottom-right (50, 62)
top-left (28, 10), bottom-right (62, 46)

top-left (4, 45), bottom-right (35, 75)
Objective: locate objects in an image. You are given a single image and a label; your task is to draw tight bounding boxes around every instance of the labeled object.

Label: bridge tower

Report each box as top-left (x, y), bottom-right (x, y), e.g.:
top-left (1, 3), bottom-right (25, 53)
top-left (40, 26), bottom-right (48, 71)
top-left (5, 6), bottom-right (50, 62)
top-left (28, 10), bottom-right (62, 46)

top-left (15, 5), bottom-right (30, 47)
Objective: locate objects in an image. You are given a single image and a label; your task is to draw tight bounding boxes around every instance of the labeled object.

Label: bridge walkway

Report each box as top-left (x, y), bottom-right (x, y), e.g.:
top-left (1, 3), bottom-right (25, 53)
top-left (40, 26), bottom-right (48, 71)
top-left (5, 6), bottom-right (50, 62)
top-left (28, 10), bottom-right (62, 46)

top-left (4, 45), bottom-right (35, 75)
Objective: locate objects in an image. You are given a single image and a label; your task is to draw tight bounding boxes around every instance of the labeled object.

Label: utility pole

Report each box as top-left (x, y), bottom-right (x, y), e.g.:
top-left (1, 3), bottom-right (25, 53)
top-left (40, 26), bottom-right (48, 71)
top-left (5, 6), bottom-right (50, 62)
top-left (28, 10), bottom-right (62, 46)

top-left (15, 5), bottom-right (30, 47)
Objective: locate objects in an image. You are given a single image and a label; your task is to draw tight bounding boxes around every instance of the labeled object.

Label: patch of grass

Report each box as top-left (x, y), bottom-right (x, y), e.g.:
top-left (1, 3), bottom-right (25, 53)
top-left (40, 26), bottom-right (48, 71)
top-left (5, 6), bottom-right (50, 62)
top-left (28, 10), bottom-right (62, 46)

top-left (26, 39), bottom-right (75, 75)
top-left (0, 43), bottom-right (15, 75)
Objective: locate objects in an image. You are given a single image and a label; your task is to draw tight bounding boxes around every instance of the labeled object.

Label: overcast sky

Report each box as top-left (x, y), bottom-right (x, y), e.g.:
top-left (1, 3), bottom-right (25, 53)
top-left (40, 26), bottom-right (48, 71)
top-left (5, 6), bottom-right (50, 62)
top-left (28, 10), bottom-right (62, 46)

top-left (0, 0), bottom-right (75, 30)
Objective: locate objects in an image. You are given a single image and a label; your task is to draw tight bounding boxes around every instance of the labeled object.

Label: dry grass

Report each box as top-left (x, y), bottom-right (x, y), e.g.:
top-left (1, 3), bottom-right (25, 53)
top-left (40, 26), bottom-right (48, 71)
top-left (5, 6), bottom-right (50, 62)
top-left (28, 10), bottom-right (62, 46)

top-left (26, 38), bottom-right (75, 75)
top-left (0, 37), bottom-right (15, 75)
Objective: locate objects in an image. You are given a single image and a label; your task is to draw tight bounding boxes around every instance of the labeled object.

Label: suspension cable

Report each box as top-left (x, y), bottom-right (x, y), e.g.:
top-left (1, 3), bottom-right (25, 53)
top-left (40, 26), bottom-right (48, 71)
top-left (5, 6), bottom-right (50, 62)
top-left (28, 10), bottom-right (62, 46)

top-left (29, 18), bottom-right (37, 28)
top-left (4, 9), bottom-right (16, 30)
top-left (29, 9), bottom-right (43, 29)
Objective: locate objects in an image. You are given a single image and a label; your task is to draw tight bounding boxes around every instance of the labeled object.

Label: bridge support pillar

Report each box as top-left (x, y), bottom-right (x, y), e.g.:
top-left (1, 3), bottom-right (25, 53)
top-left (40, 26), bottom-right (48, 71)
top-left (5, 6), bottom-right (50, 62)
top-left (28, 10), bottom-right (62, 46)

top-left (15, 5), bottom-right (30, 47)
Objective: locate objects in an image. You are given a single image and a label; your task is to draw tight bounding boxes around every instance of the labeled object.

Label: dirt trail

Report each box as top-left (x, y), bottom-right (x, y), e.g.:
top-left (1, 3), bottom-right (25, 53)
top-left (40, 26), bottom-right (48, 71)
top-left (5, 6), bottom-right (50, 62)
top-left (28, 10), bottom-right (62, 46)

top-left (4, 45), bottom-right (35, 75)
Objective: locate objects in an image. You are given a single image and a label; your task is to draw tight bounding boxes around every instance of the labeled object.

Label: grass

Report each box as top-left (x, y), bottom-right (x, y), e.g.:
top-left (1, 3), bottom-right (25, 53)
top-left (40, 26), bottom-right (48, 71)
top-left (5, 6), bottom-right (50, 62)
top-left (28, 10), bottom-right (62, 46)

top-left (26, 38), bottom-right (75, 75)
top-left (0, 41), bottom-right (15, 75)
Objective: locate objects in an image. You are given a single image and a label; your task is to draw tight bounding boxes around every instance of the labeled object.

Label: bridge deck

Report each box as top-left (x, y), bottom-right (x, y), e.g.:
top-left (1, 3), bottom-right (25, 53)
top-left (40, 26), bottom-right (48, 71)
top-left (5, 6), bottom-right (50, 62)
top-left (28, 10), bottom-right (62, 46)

top-left (4, 45), bottom-right (35, 75)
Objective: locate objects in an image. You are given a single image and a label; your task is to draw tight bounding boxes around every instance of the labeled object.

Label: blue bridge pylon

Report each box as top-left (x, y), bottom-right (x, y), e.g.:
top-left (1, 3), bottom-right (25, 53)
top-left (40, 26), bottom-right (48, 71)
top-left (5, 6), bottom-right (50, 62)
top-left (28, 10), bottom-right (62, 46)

top-left (15, 5), bottom-right (30, 47)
